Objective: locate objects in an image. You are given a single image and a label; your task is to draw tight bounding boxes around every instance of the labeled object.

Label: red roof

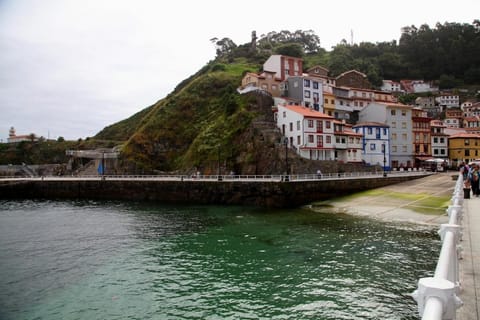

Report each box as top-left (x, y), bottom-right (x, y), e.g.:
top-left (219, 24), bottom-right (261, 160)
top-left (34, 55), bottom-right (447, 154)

top-left (282, 105), bottom-right (333, 119)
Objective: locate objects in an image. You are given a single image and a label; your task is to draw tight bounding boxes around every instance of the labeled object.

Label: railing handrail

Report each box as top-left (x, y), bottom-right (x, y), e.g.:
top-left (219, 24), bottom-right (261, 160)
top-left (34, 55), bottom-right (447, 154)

top-left (0, 170), bottom-right (431, 182)
top-left (412, 173), bottom-right (464, 319)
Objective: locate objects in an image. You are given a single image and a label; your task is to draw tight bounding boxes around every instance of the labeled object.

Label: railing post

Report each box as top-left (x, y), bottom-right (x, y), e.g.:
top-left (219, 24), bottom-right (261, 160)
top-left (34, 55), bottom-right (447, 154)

top-left (412, 277), bottom-right (462, 319)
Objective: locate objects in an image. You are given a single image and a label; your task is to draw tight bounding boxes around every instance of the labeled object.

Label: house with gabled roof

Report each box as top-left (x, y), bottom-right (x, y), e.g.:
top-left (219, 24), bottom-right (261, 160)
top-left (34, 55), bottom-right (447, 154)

top-left (239, 71), bottom-right (282, 96)
top-left (335, 70), bottom-right (371, 89)
top-left (276, 104), bottom-right (335, 160)
top-left (305, 65), bottom-right (336, 87)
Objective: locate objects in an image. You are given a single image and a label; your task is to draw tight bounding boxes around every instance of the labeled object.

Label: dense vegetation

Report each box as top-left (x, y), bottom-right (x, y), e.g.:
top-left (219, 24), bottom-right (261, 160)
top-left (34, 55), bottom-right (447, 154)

top-left (221, 22), bottom-right (480, 88)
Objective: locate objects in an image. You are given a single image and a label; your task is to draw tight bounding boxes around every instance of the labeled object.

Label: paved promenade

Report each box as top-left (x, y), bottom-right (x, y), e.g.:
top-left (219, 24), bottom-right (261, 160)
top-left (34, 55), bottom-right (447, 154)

top-left (458, 194), bottom-right (480, 320)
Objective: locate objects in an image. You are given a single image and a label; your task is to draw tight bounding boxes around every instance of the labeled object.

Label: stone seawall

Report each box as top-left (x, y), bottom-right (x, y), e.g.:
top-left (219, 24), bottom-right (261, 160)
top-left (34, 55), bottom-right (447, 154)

top-left (0, 175), bottom-right (428, 207)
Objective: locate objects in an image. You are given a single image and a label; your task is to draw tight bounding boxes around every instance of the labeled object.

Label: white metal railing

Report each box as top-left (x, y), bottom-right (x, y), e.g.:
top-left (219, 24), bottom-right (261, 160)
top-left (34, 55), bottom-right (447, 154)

top-left (0, 170), bottom-right (430, 182)
top-left (412, 174), bottom-right (464, 319)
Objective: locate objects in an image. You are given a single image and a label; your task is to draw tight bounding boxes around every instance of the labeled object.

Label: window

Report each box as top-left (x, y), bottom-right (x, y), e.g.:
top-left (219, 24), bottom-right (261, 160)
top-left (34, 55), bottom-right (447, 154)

top-left (370, 143), bottom-right (376, 151)
top-left (433, 137), bottom-right (438, 143)
top-left (402, 110), bottom-right (407, 116)
top-left (313, 81), bottom-right (319, 89)
top-left (283, 111), bottom-right (286, 118)
top-left (304, 79), bottom-right (310, 87)
top-left (368, 128), bottom-right (373, 135)
top-left (391, 122), bottom-right (396, 128)
top-left (402, 146), bottom-right (408, 152)
top-left (293, 80), bottom-right (298, 87)
top-left (402, 122), bottom-right (407, 129)
top-left (297, 121), bottom-right (300, 130)
top-left (313, 92), bottom-right (319, 102)
top-left (402, 133), bottom-right (407, 141)
top-left (415, 133), bottom-right (420, 142)
top-left (391, 109), bottom-right (396, 116)
top-left (392, 133), bottom-right (397, 140)
top-left (308, 135), bottom-right (314, 143)
top-left (440, 149), bottom-right (445, 155)
top-left (434, 149), bottom-right (439, 155)
top-left (383, 128), bottom-right (387, 135)
top-left (272, 85), bottom-right (277, 90)
top-left (331, 99), bottom-right (334, 104)
top-left (392, 146), bottom-right (397, 152)
top-left (325, 121), bottom-right (331, 129)
top-left (304, 90), bottom-right (311, 98)
top-left (324, 98), bottom-right (328, 104)
top-left (465, 149), bottom-right (470, 156)
top-left (308, 120), bottom-right (314, 128)
top-left (465, 139), bottom-right (470, 146)
top-left (297, 136), bottom-right (301, 145)
top-left (289, 122), bottom-right (293, 131)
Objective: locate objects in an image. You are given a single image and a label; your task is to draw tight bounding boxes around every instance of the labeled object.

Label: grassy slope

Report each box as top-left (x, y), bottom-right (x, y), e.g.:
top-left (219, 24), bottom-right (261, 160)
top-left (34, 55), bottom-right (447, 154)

top-left (119, 59), bottom-right (260, 172)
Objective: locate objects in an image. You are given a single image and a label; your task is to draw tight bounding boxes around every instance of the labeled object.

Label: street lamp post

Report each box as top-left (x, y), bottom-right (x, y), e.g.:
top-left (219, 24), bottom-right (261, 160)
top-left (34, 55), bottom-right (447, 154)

top-left (383, 143), bottom-right (387, 177)
top-left (284, 137), bottom-right (289, 182)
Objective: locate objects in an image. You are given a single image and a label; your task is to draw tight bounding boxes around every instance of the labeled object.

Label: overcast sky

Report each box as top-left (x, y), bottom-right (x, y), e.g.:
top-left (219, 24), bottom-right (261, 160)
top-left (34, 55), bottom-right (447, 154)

top-left (0, 0), bottom-right (478, 142)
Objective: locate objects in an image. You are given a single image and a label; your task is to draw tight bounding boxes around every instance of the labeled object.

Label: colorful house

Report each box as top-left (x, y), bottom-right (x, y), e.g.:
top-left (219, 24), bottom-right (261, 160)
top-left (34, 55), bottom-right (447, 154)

top-left (448, 133), bottom-right (480, 166)
top-left (353, 122), bottom-right (390, 170)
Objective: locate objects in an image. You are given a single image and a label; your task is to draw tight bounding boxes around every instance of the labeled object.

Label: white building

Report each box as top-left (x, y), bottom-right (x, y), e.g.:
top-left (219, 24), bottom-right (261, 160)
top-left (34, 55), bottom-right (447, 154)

top-left (333, 121), bottom-right (363, 163)
top-left (359, 102), bottom-right (414, 168)
top-left (430, 120), bottom-right (449, 159)
top-left (353, 122), bottom-right (390, 170)
top-left (435, 94), bottom-right (460, 108)
top-left (381, 80), bottom-right (402, 92)
top-left (276, 104), bottom-right (335, 160)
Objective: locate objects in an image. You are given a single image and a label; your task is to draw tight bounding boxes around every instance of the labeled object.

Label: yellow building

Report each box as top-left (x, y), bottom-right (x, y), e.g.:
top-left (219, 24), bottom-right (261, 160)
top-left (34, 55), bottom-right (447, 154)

top-left (448, 133), bottom-right (480, 166)
top-left (323, 91), bottom-right (335, 117)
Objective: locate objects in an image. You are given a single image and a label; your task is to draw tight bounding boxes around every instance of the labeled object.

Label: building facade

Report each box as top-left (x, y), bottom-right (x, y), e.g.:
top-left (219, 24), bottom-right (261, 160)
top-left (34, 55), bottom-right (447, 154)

top-left (448, 133), bottom-right (480, 166)
top-left (412, 108), bottom-right (432, 166)
top-left (359, 102), bottom-right (414, 168)
top-left (353, 122), bottom-right (390, 170)
top-left (276, 104), bottom-right (335, 160)
top-left (430, 120), bottom-right (449, 160)
top-left (282, 76), bottom-right (324, 111)
top-left (263, 55), bottom-right (303, 81)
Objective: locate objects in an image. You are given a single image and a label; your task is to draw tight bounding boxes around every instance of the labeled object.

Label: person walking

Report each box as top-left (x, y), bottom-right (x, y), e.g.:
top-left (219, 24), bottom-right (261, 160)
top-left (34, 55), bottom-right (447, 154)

top-left (468, 164), bottom-right (480, 196)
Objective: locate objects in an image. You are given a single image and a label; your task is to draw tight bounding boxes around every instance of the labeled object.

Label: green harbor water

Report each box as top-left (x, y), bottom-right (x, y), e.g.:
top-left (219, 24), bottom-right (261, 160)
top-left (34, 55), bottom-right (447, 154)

top-left (0, 200), bottom-right (439, 319)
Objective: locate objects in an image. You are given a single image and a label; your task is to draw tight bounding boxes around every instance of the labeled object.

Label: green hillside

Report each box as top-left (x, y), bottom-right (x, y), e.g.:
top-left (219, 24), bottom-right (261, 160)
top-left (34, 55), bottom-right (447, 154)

top-left (117, 59), bottom-right (262, 173)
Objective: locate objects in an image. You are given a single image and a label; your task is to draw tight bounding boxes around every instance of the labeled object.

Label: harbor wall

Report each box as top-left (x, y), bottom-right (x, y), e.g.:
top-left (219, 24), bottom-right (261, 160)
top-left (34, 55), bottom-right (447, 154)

top-left (0, 175), bottom-right (427, 207)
